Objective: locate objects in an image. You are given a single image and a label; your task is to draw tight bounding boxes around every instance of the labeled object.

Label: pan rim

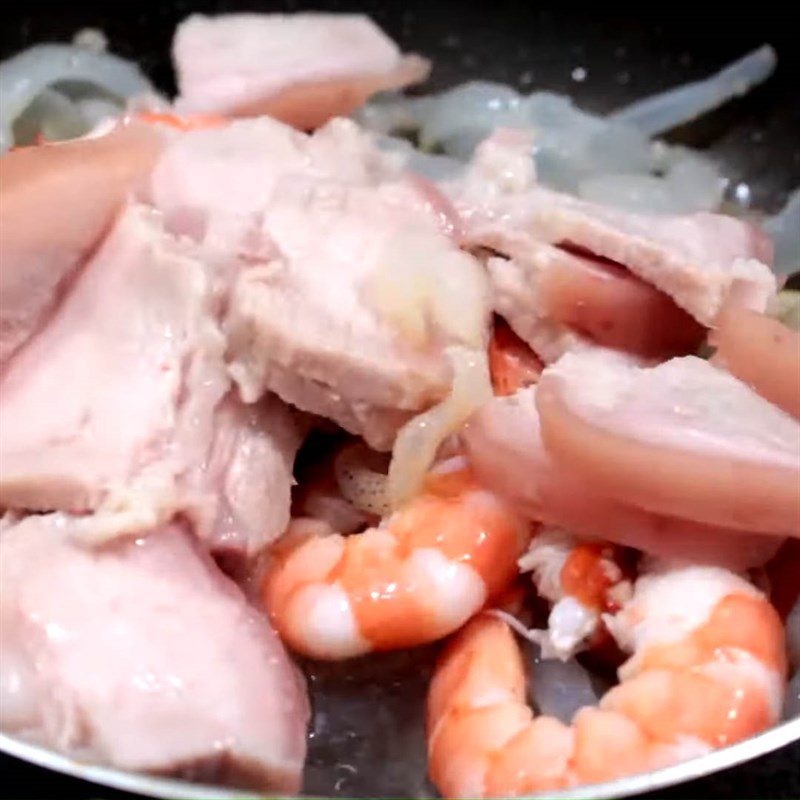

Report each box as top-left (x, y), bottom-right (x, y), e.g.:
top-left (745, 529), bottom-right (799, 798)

top-left (2, 717), bottom-right (799, 799)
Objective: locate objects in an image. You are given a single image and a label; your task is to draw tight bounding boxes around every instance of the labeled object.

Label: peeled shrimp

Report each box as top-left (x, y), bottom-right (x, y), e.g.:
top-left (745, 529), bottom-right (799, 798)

top-left (712, 305), bottom-right (800, 420)
top-left (515, 529), bottom-right (632, 659)
top-left (427, 562), bottom-right (786, 797)
top-left (263, 464), bottom-right (530, 659)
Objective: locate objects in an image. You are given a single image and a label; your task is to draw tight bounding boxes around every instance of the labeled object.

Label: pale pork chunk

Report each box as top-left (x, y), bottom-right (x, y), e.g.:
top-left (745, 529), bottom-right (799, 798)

top-left (712, 306), bottom-right (800, 420)
top-left (0, 123), bottom-right (164, 368)
top-left (0, 204), bottom-right (225, 519)
top-left (537, 351), bottom-right (800, 535)
top-left (224, 180), bottom-right (460, 450)
top-left (199, 393), bottom-right (305, 559)
top-left (447, 132), bottom-right (715, 363)
top-left (0, 203), bottom-right (303, 555)
top-left (463, 388), bottom-right (783, 570)
top-left (150, 117), bottom-right (488, 449)
top-left (485, 254), bottom-right (596, 364)
top-left (459, 180), bottom-right (776, 327)
top-left (0, 515), bottom-right (308, 791)
top-left (173, 13), bottom-right (429, 129)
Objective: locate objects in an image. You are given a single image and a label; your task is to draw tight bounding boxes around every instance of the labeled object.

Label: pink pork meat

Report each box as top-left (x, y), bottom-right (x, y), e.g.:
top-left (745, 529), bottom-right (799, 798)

top-left (0, 514), bottom-right (308, 791)
top-left (173, 13), bottom-right (429, 129)
top-left (0, 123), bottom-right (164, 368)
top-left (200, 392), bottom-right (305, 560)
top-left (150, 117), bottom-right (487, 450)
top-left (454, 131), bottom-right (775, 361)
top-left (460, 181), bottom-right (776, 327)
top-left (0, 202), bottom-right (303, 556)
top-left (0, 203), bottom-right (227, 521)
top-left (463, 387), bottom-right (784, 570)
top-left (536, 350), bottom-right (800, 536)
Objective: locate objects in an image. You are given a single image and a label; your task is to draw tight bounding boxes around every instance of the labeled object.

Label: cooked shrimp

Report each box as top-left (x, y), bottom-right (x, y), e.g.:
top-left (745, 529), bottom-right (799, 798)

top-left (488, 318), bottom-right (543, 397)
top-left (515, 529), bottom-right (632, 659)
top-left (262, 463), bottom-right (530, 659)
top-left (427, 561), bottom-right (786, 797)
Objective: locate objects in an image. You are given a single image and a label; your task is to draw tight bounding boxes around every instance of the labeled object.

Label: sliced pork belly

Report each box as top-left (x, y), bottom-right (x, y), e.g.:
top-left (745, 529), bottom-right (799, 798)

top-left (461, 183), bottom-right (775, 327)
top-left (0, 202), bottom-right (303, 554)
top-left (537, 351), bottom-right (800, 536)
top-left (151, 118), bottom-right (488, 449)
top-left (712, 306), bottom-right (800, 419)
top-left (173, 13), bottom-right (429, 129)
top-left (0, 515), bottom-right (308, 791)
top-left (463, 388), bottom-right (783, 569)
top-left (0, 123), bottom-right (164, 368)
top-left (199, 393), bottom-right (305, 560)
top-left (455, 131), bottom-right (776, 341)
top-left (486, 244), bottom-right (705, 362)
top-left (0, 203), bottom-right (225, 520)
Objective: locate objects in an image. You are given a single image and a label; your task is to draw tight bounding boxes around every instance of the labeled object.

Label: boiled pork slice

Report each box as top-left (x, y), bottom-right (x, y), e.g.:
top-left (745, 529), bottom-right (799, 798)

top-left (712, 305), bottom-right (800, 420)
top-left (198, 392), bottom-right (305, 560)
top-left (0, 202), bottom-right (304, 556)
top-left (536, 351), bottom-right (800, 536)
top-left (485, 247), bottom-right (705, 363)
top-left (150, 117), bottom-right (489, 450)
top-left (0, 515), bottom-right (308, 791)
top-left (463, 387), bottom-right (784, 570)
top-left (173, 13), bottom-right (429, 129)
top-left (0, 203), bottom-right (226, 525)
top-left (456, 132), bottom-right (776, 330)
top-left (0, 123), bottom-right (164, 368)
top-left (0, 206), bottom-right (302, 557)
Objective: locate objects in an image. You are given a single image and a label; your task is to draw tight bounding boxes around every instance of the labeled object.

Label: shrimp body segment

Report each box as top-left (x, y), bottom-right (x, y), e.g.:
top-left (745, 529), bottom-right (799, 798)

top-left (263, 468), bottom-right (530, 659)
top-left (519, 529), bottom-right (632, 659)
top-left (427, 563), bottom-right (786, 798)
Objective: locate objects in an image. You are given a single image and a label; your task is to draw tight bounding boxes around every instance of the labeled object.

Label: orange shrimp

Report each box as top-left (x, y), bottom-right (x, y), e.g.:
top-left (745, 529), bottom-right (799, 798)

top-left (427, 562), bottom-right (786, 797)
top-left (488, 318), bottom-right (543, 397)
top-left (516, 529), bottom-right (632, 659)
top-left (262, 464), bottom-right (530, 659)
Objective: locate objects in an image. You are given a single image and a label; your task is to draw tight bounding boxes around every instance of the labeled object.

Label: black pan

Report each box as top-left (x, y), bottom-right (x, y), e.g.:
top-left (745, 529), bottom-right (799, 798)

top-left (1, 2), bottom-right (798, 798)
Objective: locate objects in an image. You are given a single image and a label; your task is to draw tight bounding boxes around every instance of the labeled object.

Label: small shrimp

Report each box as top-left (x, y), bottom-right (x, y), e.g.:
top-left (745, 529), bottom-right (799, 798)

top-left (262, 464), bottom-right (530, 659)
top-left (515, 529), bottom-right (632, 659)
top-left (427, 561), bottom-right (786, 797)
top-left (488, 318), bottom-right (543, 397)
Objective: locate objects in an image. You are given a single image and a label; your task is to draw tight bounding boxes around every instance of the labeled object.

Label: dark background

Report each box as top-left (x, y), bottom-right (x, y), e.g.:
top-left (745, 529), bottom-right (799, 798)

top-left (1, 1), bottom-right (798, 797)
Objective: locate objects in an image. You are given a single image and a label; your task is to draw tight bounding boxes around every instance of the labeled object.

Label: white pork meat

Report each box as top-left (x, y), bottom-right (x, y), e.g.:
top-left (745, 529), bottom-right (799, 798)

top-left (151, 117), bottom-right (488, 450)
top-left (0, 122), bottom-right (164, 368)
top-left (536, 351), bottom-right (800, 536)
top-left (173, 13), bottom-right (429, 129)
top-left (0, 203), bottom-right (303, 555)
top-left (0, 514), bottom-right (308, 791)
top-left (455, 131), bottom-right (776, 342)
top-left (463, 387), bottom-right (784, 570)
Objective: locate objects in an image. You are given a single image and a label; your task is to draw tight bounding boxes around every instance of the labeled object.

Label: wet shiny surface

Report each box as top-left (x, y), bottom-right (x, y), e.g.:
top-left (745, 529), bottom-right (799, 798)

top-left (2, 1), bottom-right (798, 797)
